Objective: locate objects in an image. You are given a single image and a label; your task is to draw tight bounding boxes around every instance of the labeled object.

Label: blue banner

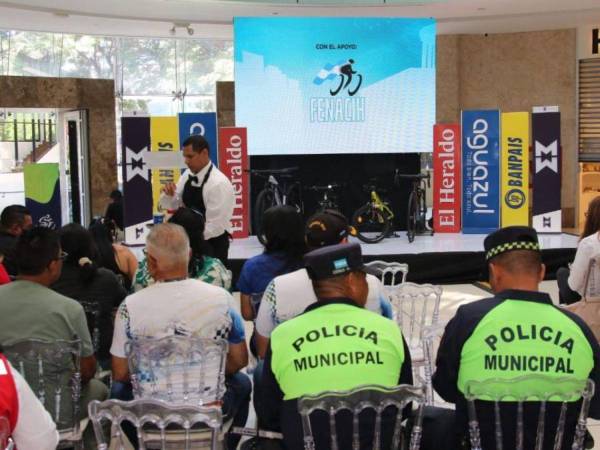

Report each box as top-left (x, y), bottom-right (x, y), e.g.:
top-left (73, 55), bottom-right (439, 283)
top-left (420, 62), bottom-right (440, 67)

top-left (178, 112), bottom-right (218, 166)
top-left (461, 110), bottom-right (500, 234)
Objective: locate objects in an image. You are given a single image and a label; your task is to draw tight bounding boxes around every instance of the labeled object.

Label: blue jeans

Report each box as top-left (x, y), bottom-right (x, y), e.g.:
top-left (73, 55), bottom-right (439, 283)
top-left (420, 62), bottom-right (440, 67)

top-left (111, 371), bottom-right (251, 450)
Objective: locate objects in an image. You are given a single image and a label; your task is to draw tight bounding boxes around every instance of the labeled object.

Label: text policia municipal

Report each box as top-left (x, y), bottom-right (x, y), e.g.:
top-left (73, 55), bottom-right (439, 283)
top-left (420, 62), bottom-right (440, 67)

top-left (291, 325), bottom-right (383, 372)
top-left (483, 324), bottom-right (575, 374)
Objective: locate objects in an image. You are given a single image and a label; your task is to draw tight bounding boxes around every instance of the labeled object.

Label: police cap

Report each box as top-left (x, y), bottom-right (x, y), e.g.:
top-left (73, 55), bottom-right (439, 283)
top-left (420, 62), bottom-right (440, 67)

top-left (304, 242), bottom-right (379, 280)
top-left (484, 226), bottom-right (541, 261)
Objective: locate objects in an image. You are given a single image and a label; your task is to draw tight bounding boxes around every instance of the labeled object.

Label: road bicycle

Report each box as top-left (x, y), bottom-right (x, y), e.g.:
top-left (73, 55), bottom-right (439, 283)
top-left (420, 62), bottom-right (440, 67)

top-left (351, 181), bottom-right (394, 244)
top-left (305, 183), bottom-right (342, 213)
top-left (395, 171), bottom-right (432, 243)
top-left (246, 167), bottom-right (302, 245)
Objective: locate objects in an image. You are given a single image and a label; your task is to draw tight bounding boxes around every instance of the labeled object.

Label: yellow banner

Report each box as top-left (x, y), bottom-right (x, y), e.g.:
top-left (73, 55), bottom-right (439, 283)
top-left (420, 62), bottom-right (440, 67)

top-left (501, 112), bottom-right (530, 227)
top-left (150, 116), bottom-right (180, 214)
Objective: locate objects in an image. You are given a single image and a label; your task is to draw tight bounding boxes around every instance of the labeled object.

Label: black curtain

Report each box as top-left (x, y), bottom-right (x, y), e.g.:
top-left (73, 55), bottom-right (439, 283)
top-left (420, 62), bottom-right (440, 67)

top-left (248, 153), bottom-right (420, 232)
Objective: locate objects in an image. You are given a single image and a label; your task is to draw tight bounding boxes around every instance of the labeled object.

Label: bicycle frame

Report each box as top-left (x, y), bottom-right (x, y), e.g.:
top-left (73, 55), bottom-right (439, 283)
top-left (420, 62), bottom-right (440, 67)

top-left (370, 190), bottom-right (394, 219)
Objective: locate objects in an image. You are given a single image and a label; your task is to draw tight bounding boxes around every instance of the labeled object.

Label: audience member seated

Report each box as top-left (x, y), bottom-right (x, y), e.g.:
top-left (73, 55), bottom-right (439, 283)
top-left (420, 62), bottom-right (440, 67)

top-left (0, 351), bottom-right (59, 450)
top-left (0, 205), bottom-right (32, 277)
top-left (110, 223), bottom-right (250, 450)
top-left (89, 217), bottom-right (137, 290)
top-left (133, 207), bottom-right (231, 291)
top-left (557, 196), bottom-right (600, 304)
top-left (51, 223), bottom-right (128, 369)
top-left (433, 226), bottom-right (600, 450)
top-left (260, 243), bottom-right (412, 450)
top-left (104, 189), bottom-right (124, 233)
top-left (0, 227), bottom-right (108, 435)
top-left (254, 209), bottom-right (392, 359)
top-left (238, 206), bottom-right (306, 322)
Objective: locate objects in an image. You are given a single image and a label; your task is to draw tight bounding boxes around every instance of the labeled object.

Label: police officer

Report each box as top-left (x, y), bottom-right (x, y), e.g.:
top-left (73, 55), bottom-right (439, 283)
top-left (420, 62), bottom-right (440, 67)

top-left (433, 226), bottom-right (600, 449)
top-left (160, 135), bottom-right (234, 265)
top-left (260, 242), bottom-right (412, 450)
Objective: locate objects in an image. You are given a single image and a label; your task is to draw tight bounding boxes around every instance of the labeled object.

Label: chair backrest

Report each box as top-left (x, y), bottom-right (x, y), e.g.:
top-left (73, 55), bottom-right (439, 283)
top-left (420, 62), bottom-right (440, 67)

top-left (387, 282), bottom-right (442, 349)
top-left (465, 376), bottom-right (595, 450)
top-left (421, 321), bottom-right (448, 405)
top-left (0, 416), bottom-right (13, 450)
top-left (298, 384), bottom-right (425, 450)
top-left (126, 336), bottom-right (228, 405)
top-left (2, 338), bottom-right (82, 433)
top-left (88, 398), bottom-right (222, 450)
top-left (364, 260), bottom-right (409, 286)
top-left (583, 254), bottom-right (600, 299)
top-left (79, 300), bottom-right (101, 354)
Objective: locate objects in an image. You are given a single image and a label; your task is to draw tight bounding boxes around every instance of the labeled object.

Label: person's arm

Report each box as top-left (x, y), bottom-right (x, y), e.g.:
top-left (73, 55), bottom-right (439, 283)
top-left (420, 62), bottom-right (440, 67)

top-left (226, 309), bottom-right (248, 374)
top-left (255, 282), bottom-right (278, 359)
top-left (398, 334), bottom-right (413, 385)
top-left (432, 313), bottom-right (464, 403)
top-left (110, 302), bottom-right (131, 381)
top-left (240, 294), bottom-right (255, 321)
top-left (9, 362), bottom-right (59, 450)
top-left (203, 178), bottom-right (235, 240)
top-left (260, 344), bottom-right (285, 429)
top-left (568, 240), bottom-right (595, 295)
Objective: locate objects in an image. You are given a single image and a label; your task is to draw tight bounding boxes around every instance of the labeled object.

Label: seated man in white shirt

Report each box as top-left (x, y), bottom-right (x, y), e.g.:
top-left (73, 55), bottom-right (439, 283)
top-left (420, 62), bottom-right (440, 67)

top-left (110, 223), bottom-right (250, 450)
top-left (0, 352), bottom-right (58, 450)
top-left (159, 135), bottom-right (235, 266)
top-left (254, 209), bottom-right (393, 359)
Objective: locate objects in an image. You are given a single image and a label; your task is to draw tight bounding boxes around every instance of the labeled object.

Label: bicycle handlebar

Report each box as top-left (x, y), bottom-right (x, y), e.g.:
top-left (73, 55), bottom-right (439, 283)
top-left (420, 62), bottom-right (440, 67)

top-left (305, 184), bottom-right (343, 191)
top-left (244, 167), bottom-right (299, 175)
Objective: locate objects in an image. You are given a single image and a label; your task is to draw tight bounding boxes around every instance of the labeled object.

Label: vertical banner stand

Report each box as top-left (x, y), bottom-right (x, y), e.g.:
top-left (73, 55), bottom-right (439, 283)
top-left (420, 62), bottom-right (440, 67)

top-left (433, 124), bottom-right (461, 232)
top-left (532, 106), bottom-right (561, 233)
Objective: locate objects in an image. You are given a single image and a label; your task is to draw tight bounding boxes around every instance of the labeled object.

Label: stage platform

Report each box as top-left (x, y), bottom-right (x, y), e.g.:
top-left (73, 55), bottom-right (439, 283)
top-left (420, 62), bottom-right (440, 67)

top-left (229, 232), bottom-right (578, 286)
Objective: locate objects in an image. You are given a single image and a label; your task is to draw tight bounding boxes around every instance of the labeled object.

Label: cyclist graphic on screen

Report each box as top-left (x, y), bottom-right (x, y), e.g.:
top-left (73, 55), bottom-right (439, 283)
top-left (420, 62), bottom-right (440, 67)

top-left (330, 59), bottom-right (363, 97)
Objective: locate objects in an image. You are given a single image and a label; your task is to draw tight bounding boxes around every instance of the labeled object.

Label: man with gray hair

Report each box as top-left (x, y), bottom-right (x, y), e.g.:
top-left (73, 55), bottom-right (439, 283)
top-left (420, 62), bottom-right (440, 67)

top-left (110, 223), bottom-right (250, 449)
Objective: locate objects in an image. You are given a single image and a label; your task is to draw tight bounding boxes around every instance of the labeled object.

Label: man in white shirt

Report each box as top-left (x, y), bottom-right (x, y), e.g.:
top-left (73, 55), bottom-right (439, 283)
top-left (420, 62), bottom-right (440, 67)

top-left (0, 352), bottom-right (59, 450)
top-left (110, 223), bottom-right (250, 450)
top-left (160, 135), bottom-right (235, 265)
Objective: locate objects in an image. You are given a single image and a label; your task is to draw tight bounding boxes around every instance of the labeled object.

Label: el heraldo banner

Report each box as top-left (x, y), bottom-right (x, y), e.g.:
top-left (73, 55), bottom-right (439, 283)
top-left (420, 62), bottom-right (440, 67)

top-left (433, 124), bottom-right (461, 232)
top-left (150, 117), bottom-right (180, 214)
top-left (218, 127), bottom-right (250, 238)
top-left (501, 112), bottom-right (529, 227)
top-left (532, 110), bottom-right (561, 233)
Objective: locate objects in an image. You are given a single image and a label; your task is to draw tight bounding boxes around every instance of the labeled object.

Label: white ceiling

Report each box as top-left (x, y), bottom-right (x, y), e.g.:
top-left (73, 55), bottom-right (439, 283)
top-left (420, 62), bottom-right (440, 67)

top-left (0, 0), bottom-right (599, 39)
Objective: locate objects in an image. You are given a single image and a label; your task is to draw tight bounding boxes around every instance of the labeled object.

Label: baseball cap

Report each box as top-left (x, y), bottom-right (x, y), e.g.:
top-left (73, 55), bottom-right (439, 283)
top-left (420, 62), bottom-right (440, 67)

top-left (305, 209), bottom-right (355, 249)
top-left (304, 242), bottom-right (379, 280)
top-left (484, 226), bottom-right (541, 261)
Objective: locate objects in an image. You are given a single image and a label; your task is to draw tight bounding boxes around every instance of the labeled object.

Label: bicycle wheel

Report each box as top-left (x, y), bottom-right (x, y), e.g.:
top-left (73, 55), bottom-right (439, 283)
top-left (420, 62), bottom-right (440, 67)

top-left (352, 203), bottom-right (390, 244)
top-left (417, 190), bottom-right (428, 234)
top-left (254, 189), bottom-right (275, 245)
top-left (407, 191), bottom-right (418, 243)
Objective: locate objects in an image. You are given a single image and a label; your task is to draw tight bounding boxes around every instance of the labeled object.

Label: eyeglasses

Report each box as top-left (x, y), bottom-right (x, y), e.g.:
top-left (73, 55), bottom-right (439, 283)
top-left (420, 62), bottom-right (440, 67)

top-left (57, 250), bottom-right (68, 261)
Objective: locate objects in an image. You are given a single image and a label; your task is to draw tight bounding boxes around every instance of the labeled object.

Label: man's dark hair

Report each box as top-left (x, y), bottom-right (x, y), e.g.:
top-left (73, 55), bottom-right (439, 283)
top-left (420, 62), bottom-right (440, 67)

top-left (109, 190), bottom-right (122, 201)
top-left (1, 205), bottom-right (30, 229)
top-left (182, 135), bottom-right (209, 153)
top-left (490, 250), bottom-right (542, 277)
top-left (14, 227), bottom-right (60, 275)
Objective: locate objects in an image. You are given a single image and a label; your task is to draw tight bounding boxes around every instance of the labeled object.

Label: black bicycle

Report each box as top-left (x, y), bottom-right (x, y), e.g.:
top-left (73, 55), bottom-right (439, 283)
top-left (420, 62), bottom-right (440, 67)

top-left (305, 183), bottom-right (342, 212)
top-left (351, 181), bottom-right (394, 244)
top-left (395, 171), bottom-right (432, 243)
top-left (246, 167), bottom-right (302, 245)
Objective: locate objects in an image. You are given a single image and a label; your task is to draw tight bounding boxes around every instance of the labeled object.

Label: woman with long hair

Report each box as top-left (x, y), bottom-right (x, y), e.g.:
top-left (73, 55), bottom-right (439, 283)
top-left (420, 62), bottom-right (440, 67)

top-left (132, 207), bottom-right (231, 291)
top-left (51, 223), bottom-right (128, 368)
top-left (89, 218), bottom-right (137, 290)
top-left (557, 196), bottom-right (600, 303)
top-left (237, 205), bottom-right (306, 321)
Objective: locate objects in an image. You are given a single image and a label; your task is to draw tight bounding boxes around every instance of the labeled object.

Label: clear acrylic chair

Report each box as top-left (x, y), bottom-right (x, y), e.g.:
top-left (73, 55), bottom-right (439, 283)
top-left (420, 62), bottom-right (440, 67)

top-left (364, 260), bottom-right (409, 287)
top-left (79, 300), bottom-right (101, 354)
top-left (126, 336), bottom-right (228, 405)
top-left (0, 416), bottom-right (14, 450)
top-left (421, 321), bottom-right (448, 405)
top-left (298, 384), bottom-right (426, 450)
top-left (465, 376), bottom-right (596, 450)
top-left (582, 254), bottom-right (600, 300)
top-left (2, 338), bottom-right (83, 449)
top-left (388, 282), bottom-right (442, 395)
top-left (88, 398), bottom-right (222, 450)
